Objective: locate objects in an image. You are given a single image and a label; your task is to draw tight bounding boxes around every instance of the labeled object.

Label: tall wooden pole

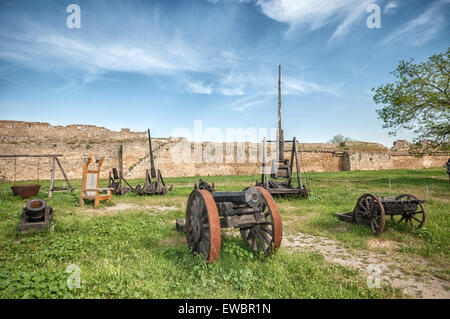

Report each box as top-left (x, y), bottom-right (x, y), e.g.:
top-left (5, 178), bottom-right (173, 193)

top-left (278, 65), bottom-right (284, 162)
top-left (118, 143), bottom-right (123, 176)
top-left (148, 129), bottom-right (156, 179)
top-left (49, 156), bottom-right (55, 198)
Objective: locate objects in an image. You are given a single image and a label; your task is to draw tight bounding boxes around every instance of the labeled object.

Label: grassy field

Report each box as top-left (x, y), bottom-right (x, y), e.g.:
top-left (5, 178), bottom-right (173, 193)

top-left (0, 167), bottom-right (448, 298)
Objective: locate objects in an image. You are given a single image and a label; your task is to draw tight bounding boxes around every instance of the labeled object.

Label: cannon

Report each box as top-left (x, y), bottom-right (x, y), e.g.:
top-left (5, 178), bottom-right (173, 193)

top-left (194, 178), bottom-right (215, 192)
top-left (256, 65), bottom-right (309, 198)
top-left (336, 193), bottom-right (426, 235)
top-left (176, 185), bottom-right (282, 262)
top-left (18, 198), bottom-right (53, 232)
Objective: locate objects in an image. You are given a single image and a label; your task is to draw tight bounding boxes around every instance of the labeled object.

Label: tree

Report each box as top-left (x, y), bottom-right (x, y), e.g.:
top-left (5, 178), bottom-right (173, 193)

top-left (328, 134), bottom-right (353, 144)
top-left (373, 48), bottom-right (450, 151)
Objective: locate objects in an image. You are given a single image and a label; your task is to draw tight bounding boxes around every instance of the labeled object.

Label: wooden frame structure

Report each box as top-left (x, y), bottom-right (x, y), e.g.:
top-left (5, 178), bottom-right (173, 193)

top-left (79, 156), bottom-right (112, 207)
top-left (256, 65), bottom-right (309, 198)
top-left (0, 154), bottom-right (74, 198)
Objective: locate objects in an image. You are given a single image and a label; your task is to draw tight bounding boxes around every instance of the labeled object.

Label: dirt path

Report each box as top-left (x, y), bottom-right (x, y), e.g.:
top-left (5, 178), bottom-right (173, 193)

top-left (83, 203), bottom-right (179, 214)
top-left (283, 232), bottom-right (450, 298)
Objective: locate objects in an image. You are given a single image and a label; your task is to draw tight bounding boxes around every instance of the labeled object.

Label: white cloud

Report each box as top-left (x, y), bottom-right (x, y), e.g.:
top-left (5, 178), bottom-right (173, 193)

top-left (330, 1), bottom-right (372, 41)
top-left (382, 0), bottom-right (449, 46)
top-left (230, 95), bottom-right (264, 112)
top-left (284, 76), bottom-right (340, 97)
top-left (257, 0), bottom-right (372, 39)
top-left (185, 80), bottom-right (213, 94)
top-left (27, 33), bottom-right (201, 74)
top-left (219, 86), bottom-right (245, 96)
top-left (384, 1), bottom-right (398, 14)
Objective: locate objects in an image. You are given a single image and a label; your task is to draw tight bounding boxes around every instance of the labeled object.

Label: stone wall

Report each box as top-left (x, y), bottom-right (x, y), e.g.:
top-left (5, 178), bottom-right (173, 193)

top-left (0, 121), bottom-right (448, 181)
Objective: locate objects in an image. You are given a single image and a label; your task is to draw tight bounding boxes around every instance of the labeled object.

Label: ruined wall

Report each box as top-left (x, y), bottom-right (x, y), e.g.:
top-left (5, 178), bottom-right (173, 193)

top-left (0, 120), bottom-right (147, 143)
top-left (347, 151), bottom-right (448, 171)
top-left (0, 121), bottom-right (448, 181)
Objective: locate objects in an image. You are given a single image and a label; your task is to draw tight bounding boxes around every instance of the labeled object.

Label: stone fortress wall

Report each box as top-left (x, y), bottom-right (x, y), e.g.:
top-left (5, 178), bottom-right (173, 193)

top-left (0, 121), bottom-right (448, 181)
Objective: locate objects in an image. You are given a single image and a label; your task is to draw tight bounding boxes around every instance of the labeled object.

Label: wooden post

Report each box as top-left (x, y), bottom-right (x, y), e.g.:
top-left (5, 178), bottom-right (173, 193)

top-left (55, 156), bottom-right (74, 193)
top-left (288, 138), bottom-right (295, 186)
top-left (277, 65), bottom-right (284, 162)
top-left (293, 137), bottom-right (303, 189)
top-left (13, 157), bottom-right (16, 185)
top-left (119, 143), bottom-right (123, 176)
top-left (261, 138), bottom-right (267, 187)
top-left (49, 156), bottom-right (56, 198)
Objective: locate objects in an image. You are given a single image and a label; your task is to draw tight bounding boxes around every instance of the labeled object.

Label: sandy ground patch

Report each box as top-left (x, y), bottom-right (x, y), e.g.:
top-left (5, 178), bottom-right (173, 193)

top-left (83, 202), bottom-right (179, 214)
top-left (283, 232), bottom-right (450, 298)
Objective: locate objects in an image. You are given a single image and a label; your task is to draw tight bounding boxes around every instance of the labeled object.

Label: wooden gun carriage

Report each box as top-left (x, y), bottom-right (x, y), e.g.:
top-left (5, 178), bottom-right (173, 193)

top-left (337, 193), bottom-right (426, 235)
top-left (176, 183), bottom-right (282, 262)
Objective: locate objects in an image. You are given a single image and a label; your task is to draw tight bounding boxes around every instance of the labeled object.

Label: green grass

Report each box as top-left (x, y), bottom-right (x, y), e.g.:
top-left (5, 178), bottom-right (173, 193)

top-left (0, 167), bottom-right (448, 298)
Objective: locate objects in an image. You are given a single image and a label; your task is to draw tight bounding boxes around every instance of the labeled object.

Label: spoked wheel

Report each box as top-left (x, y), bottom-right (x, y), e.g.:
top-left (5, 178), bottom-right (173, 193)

top-left (185, 190), bottom-right (221, 262)
top-left (391, 194), bottom-right (426, 229)
top-left (353, 193), bottom-right (386, 235)
top-left (239, 187), bottom-right (282, 254)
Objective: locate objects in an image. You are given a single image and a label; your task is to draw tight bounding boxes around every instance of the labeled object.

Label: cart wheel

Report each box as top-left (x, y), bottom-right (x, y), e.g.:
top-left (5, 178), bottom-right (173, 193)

top-left (353, 193), bottom-right (385, 235)
top-left (185, 190), bottom-right (221, 262)
top-left (391, 194), bottom-right (426, 229)
top-left (240, 187), bottom-right (282, 254)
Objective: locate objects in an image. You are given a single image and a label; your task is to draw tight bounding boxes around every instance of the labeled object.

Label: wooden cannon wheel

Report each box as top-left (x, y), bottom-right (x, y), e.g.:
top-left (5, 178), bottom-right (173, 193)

top-left (239, 187), bottom-right (282, 254)
top-left (353, 193), bottom-right (385, 235)
top-left (391, 194), bottom-right (426, 229)
top-left (185, 190), bottom-right (221, 262)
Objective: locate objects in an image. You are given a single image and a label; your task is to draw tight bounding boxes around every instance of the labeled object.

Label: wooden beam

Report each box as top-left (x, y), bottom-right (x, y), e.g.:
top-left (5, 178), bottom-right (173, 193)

top-left (0, 154), bottom-right (64, 158)
top-left (55, 156), bottom-right (74, 193)
top-left (49, 156), bottom-right (56, 198)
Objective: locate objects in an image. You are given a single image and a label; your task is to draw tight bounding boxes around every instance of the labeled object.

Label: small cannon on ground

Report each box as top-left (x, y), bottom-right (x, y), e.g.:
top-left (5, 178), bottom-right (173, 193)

top-left (194, 179), bottom-right (215, 192)
top-left (337, 193), bottom-right (426, 235)
top-left (18, 198), bottom-right (53, 232)
top-left (176, 183), bottom-right (282, 262)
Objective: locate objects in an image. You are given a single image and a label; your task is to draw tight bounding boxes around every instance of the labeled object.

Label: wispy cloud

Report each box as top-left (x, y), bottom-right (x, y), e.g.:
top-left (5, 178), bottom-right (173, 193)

top-left (257, 0), bottom-right (372, 40)
top-left (185, 80), bottom-right (213, 94)
top-left (330, 0), bottom-right (372, 42)
top-left (230, 95), bottom-right (264, 112)
top-left (0, 30), bottom-right (204, 76)
top-left (284, 76), bottom-right (341, 97)
top-left (382, 0), bottom-right (449, 46)
top-left (384, 1), bottom-right (398, 14)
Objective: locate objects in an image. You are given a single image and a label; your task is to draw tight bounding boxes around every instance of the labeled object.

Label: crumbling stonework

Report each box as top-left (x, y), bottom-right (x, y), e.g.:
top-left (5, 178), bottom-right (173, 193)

top-left (0, 121), bottom-right (448, 181)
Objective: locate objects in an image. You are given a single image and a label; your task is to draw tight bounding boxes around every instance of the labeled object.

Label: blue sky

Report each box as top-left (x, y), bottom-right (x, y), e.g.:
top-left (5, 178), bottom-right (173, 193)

top-left (0, 0), bottom-right (449, 145)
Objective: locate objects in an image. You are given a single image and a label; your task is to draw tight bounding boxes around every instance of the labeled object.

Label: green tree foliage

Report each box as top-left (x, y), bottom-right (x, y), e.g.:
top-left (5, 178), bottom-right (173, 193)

top-left (373, 48), bottom-right (449, 151)
top-left (328, 134), bottom-right (353, 144)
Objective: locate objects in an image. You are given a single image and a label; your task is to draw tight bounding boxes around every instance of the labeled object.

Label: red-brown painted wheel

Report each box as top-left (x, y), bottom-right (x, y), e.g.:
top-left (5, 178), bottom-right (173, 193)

top-left (240, 187), bottom-right (282, 253)
top-left (185, 190), bottom-right (221, 262)
top-left (353, 193), bottom-right (386, 235)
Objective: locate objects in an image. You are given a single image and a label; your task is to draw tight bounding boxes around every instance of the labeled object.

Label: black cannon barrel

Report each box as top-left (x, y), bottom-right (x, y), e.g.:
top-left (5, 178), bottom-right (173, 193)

top-left (212, 191), bottom-right (246, 205)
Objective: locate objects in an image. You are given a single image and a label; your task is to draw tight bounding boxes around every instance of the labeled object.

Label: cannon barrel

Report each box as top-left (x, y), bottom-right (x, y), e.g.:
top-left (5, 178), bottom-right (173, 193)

top-left (212, 191), bottom-right (245, 205)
